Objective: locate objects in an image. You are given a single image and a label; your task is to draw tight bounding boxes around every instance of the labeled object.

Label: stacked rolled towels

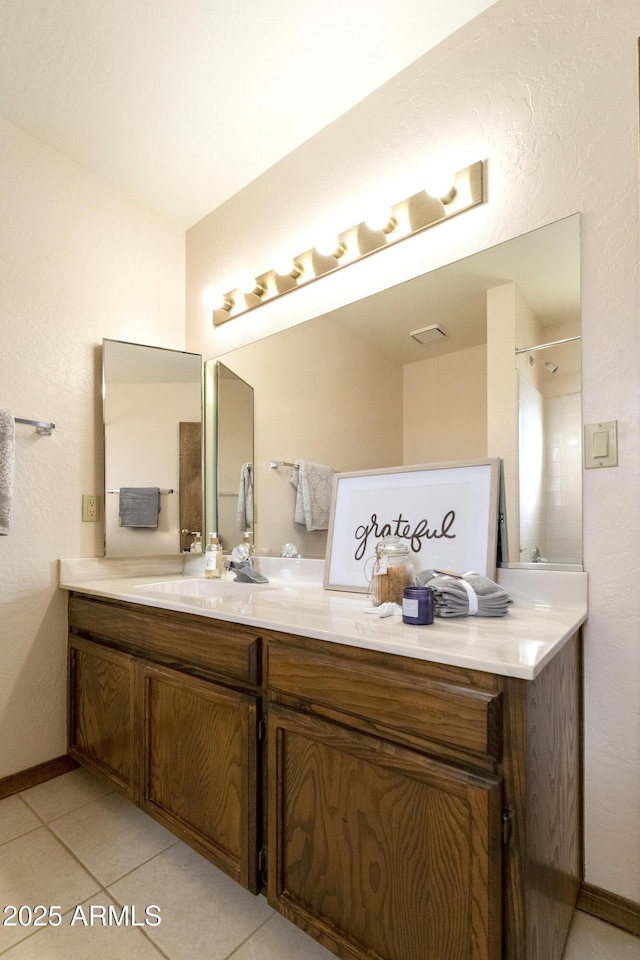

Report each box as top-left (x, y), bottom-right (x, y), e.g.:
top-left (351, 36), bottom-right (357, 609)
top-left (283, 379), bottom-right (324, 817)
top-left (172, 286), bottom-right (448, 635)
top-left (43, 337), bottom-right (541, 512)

top-left (415, 569), bottom-right (512, 618)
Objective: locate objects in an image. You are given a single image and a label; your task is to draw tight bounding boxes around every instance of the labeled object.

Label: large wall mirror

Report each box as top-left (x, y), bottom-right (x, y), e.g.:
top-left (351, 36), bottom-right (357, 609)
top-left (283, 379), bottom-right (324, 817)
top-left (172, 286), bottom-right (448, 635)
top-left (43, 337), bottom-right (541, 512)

top-left (204, 215), bottom-right (581, 569)
top-left (103, 339), bottom-right (203, 556)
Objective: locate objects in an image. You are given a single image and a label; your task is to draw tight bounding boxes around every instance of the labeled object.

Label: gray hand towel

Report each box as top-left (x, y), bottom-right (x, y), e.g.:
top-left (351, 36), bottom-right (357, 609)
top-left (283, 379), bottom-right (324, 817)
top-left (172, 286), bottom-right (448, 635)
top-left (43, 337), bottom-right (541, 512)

top-left (0, 408), bottom-right (15, 535)
top-left (290, 461), bottom-right (334, 531)
top-left (236, 462), bottom-right (254, 530)
top-left (118, 487), bottom-right (161, 528)
top-left (415, 569), bottom-right (511, 618)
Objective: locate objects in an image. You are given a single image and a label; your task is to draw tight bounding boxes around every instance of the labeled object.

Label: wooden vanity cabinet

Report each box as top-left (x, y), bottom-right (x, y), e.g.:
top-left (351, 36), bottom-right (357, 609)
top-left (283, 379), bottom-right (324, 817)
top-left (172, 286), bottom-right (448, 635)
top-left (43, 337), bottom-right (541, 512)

top-left (68, 593), bottom-right (581, 960)
top-left (265, 629), bottom-right (581, 960)
top-left (68, 634), bottom-right (136, 797)
top-left (67, 594), bottom-right (262, 892)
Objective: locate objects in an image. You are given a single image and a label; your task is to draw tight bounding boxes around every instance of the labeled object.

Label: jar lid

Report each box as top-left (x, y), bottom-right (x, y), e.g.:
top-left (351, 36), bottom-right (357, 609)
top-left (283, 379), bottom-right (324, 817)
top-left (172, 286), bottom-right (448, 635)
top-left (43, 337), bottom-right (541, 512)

top-left (378, 535), bottom-right (409, 555)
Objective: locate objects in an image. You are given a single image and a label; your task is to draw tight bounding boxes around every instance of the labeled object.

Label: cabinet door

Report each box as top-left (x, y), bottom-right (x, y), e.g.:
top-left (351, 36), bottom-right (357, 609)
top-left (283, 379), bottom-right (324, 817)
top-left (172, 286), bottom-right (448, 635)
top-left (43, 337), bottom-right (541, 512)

top-left (140, 663), bottom-right (260, 892)
top-left (68, 636), bottom-right (135, 797)
top-left (267, 705), bottom-right (502, 960)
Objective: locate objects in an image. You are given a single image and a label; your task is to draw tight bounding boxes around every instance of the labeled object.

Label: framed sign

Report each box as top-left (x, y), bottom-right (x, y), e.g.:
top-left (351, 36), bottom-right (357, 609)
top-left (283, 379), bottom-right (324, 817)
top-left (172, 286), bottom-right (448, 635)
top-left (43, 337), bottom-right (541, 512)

top-left (323, 458), bottom-right (501, 593)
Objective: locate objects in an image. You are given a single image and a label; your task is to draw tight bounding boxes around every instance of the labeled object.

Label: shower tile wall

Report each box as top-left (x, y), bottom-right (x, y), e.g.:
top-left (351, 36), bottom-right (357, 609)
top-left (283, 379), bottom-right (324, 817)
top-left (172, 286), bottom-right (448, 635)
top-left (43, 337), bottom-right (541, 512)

top-left (544, 393), bottom-right (582, 564)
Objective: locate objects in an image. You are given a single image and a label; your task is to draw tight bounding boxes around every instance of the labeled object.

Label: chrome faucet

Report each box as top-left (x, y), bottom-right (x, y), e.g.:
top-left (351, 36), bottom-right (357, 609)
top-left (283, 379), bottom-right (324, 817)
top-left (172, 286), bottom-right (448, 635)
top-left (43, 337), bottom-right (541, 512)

top-left (531, 547), bottom-right (541, 562)
top-left (224, 558), bottom-right (269, 584)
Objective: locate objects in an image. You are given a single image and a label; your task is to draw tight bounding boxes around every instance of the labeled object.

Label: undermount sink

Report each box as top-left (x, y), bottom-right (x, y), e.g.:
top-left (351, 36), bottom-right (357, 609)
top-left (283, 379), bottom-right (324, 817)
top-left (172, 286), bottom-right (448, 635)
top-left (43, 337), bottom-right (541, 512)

top-left (133, 578), bottom-right (274, 599)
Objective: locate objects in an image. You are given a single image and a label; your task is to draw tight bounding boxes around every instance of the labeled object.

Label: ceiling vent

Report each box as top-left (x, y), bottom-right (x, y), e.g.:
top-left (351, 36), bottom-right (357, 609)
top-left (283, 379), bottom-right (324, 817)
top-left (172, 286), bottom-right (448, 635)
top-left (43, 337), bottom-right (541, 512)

top-left (410, 324), bottom-right (449, 345)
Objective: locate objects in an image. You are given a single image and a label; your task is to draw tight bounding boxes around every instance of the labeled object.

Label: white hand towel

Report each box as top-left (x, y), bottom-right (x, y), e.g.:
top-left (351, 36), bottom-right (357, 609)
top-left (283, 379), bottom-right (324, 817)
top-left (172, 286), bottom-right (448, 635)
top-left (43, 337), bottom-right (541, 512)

top-left (0, 408), bottom-right (15, 535)
top-left (290, 461), bottom-right (335, 531)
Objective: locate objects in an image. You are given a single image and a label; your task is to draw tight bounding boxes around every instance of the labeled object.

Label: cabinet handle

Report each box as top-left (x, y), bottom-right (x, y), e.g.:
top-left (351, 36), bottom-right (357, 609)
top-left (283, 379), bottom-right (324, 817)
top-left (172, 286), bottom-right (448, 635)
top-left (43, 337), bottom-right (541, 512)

top-left (502, 808), bottom-right (513, 845)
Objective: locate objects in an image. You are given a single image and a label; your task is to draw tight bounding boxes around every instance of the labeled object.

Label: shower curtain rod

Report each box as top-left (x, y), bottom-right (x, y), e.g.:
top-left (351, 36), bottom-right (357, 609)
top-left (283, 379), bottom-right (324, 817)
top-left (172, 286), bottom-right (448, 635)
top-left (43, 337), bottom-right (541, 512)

top-left (515, 335), bottom-right (581, 356)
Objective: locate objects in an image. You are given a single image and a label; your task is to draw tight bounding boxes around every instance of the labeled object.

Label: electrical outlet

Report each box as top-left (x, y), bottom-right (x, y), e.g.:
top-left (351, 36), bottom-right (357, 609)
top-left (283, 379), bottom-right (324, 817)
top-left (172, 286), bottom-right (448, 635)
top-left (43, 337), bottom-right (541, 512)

top-left (82, 494), bottom-right (100, 522)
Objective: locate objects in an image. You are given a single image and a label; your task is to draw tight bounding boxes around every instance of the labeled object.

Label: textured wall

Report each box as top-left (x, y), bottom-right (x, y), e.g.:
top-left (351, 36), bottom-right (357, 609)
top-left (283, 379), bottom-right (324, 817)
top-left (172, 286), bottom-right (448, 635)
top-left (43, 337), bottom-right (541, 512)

top-left (186, 0), bottom-right (640, 902)
top-left (0, 119), bottom-right (185, 778)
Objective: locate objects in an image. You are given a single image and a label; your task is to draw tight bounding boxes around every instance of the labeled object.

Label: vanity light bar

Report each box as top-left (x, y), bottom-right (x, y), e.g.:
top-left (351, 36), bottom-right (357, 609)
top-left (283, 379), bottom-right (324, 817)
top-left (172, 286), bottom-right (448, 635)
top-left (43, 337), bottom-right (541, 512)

top-left (208, 160), bottom-right (485, 327)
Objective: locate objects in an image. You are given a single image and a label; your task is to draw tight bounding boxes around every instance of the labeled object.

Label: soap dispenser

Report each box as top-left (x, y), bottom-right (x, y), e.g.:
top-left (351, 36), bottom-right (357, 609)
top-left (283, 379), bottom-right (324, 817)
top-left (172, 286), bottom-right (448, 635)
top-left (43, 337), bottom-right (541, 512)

top-left (205, 532), bottom-right (223, 579)
top-left (190, 532), bottom-right (203, 554)
top-left (242, 530), bottom-right (254, 560)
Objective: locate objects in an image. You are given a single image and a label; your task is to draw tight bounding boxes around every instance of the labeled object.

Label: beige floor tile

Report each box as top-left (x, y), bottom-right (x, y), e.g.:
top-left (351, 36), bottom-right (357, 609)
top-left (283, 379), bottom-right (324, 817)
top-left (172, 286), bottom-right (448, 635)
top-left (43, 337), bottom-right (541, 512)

top-left (20, 768), bottom-right (114, 823)
top-left (47, 791), bottom-right (178, 887)
top-left (0, 795), bottom-right (41, 845)
top-left (0, 827), bottom-right (100, 952)
top-left (562, 911), bottom-right (640, 959)
top-left (0, 893), bottom-right (168, 959)
top-left (231, 911), bottom-right (336, 960)
top-left (108, 840), bottom-right (272, 960)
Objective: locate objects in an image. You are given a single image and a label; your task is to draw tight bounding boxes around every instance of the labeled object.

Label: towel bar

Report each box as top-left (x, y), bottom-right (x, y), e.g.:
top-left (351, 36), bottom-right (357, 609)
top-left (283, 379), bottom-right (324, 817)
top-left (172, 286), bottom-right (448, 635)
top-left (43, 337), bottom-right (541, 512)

top-left (107, 488), bottom-right (175, 494)
top-left (14, 417), bottom-right (55, 435)
top-left (270, 460), bottom-right (295, 469)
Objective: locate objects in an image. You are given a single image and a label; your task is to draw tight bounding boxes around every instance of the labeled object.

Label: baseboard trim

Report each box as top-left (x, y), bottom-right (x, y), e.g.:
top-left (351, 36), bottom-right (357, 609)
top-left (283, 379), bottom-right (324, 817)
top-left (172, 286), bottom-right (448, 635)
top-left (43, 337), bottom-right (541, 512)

top-left (0, 755), bottom-right (79, 800)
top-left (577, 882), bottom-right (640, 938)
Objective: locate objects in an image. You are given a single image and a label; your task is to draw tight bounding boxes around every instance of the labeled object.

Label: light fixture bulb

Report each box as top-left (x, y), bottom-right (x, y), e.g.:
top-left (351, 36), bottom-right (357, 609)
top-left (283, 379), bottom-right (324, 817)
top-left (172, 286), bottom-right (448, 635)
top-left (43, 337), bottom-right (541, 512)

top-left (364, 208), bottom-right (396, 234)
top-left (315, 237), bottom-right (345, 259)
top-left (424, 166), bottom-right (456, 202)
top-left (202, 287), bottom-right (232, 311)
top-left (237, 275), bottom-right (264, 297)
top-left (273, 256), bottom-right (303, 279)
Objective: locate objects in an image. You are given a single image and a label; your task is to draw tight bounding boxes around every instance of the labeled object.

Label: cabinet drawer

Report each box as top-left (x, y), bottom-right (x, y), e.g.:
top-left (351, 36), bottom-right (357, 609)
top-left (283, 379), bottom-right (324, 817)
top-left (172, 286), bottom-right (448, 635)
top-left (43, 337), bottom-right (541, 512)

top-left (268, 637), bottom-right (502, 760)
top-left (69, 595), bottom-right (260, 686)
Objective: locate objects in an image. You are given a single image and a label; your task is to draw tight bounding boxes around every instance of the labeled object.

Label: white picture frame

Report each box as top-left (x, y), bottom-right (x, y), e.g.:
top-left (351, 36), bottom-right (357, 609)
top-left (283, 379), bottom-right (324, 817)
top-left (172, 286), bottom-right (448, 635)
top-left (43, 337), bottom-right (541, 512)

top-left (323, 458), bottom-right (501, 593)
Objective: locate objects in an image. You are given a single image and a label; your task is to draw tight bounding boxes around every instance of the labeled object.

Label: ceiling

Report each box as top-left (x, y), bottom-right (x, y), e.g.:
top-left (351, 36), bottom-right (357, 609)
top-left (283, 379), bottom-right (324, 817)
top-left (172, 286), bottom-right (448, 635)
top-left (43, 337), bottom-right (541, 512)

top-left (0, 0), bottom-right (498, 228)
top-left (329, 215), bottom-right (582, 365)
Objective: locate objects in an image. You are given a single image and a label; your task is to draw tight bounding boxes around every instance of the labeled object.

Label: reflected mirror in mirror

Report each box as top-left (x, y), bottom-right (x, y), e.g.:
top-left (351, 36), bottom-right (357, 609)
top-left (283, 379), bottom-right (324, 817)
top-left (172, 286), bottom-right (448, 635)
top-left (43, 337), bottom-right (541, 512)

top-left (205, 215), bottom-right (581, 569)
top-left (204, 361), bottom-right (254, 551)
top-left (103, 339), bottom-right (203, 556)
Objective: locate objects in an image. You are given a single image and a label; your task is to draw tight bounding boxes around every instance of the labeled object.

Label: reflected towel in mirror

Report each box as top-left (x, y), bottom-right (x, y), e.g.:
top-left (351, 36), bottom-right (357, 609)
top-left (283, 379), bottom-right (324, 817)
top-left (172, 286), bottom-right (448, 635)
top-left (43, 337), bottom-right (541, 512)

top-left (290, 461), bottom-right (334, 531)
top-left (118, 487), bottom-right (161, 528)
top-left (0, 408), bottom-right (15, 535)
top-left (236, 462), bottom-right (254, 530)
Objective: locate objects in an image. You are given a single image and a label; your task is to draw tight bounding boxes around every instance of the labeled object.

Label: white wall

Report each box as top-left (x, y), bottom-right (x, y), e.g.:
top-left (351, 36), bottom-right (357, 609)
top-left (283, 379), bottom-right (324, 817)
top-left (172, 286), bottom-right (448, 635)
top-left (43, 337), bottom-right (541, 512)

top-left (185, 0), bottom-right (640, 903)
top-left (403, 345), bottom-right (487, 464)
top-left (0, 118), bottom-right (185, 778)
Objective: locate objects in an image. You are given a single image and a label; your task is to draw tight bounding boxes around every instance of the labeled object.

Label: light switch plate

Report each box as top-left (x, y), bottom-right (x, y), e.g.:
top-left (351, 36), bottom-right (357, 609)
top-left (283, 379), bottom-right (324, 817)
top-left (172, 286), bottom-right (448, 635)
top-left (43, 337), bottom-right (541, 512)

top-left (584, 420), bottom-right (618, 469)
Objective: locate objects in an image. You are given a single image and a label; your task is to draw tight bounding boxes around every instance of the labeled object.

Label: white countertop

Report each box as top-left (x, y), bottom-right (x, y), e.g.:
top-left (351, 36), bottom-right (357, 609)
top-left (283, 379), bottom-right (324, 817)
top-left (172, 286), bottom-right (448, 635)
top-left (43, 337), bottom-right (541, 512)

top-left (59, 556), bottom-right (588, 681)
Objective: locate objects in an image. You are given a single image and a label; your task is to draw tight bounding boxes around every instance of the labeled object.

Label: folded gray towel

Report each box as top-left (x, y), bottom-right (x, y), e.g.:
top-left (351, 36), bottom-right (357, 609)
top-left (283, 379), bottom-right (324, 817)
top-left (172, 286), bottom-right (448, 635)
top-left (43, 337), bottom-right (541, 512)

top-left (118, 487), bottom-right (161, 528)
top-left (415, 569), bottom-right (511, 618)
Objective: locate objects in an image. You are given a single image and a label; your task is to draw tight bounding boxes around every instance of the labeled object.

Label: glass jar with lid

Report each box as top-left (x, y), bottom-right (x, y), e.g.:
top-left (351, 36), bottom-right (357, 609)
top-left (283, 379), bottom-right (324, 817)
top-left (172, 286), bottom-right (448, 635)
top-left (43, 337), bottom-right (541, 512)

top-left (370, 536), bottom-right (413, 606)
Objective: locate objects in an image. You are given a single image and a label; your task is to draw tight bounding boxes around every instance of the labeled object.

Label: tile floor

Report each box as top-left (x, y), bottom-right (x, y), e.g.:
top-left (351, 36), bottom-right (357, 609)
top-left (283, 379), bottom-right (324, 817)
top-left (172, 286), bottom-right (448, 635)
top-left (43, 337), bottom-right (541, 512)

top-left (0, 767), bottom-right (638, 959)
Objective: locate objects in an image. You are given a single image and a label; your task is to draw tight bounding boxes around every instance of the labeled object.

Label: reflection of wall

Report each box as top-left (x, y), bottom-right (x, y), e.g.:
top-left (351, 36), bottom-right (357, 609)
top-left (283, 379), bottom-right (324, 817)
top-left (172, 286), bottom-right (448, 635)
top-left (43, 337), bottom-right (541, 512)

top-left (217, 375), bottom-right (253, 550)
top-left (223, 317), bottom-right (402, 557)
top-left (403, 345), bottom-right (487, 464)
top-left (543, 393), bottom-right (582, 564)
top-left (487, 282), bottom-right (542, 562)
top-left (105, 382), bottom-right (201, 555)
top-left (519, 376), bottom-right (545, 561)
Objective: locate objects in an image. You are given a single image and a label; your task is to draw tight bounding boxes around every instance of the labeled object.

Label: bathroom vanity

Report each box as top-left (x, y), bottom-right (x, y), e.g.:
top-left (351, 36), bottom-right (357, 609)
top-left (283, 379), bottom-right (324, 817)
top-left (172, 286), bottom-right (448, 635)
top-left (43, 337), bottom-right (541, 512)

top-left (61, 558), bottom-right (587, 960)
